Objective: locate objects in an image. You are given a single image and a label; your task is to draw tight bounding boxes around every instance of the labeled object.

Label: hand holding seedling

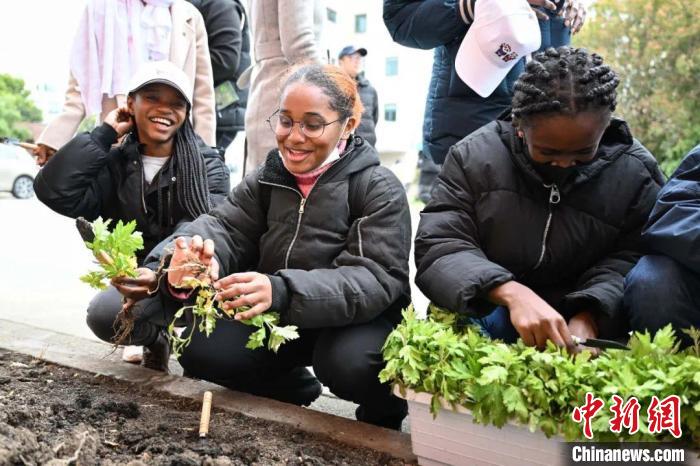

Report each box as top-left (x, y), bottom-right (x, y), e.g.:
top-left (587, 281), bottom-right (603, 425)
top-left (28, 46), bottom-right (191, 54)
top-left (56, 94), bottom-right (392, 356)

top-left (214, 272), bottom-right (273, 320)
top-left (104, 106), bottom-right (135, 138)
top-left (167, 235), bottom-right (219, 289)
top-left (112, 267), bottom-right (158, 301)
top-left (78, 217), bottom-right (144, 346)
top-left (164, 235), bottom-right (298, 358)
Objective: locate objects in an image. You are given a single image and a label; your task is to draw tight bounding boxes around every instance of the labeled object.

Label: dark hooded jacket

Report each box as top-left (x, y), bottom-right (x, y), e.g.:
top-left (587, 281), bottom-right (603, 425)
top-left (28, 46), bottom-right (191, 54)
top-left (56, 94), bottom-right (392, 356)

top-left (383, 0), bottom-right (525, 165)
top-left (34, 123), bottom-right (230, 263)
top-left (355, 73), bottom-right (379, 147)
top-left (642, 145), bottom-right (700, 274)
top-left (188, 0), bottom-right (250, 133)
top-left (145, 137), bottom-right (412, 328)
top-left (415, 118), bottom-right (665, 321)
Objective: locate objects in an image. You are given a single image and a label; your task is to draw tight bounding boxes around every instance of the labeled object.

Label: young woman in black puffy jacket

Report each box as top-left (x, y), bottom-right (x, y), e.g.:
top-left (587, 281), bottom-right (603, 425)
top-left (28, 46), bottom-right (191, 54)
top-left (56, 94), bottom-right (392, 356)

top-left (34, 62), bottom-right (230, 371)
top-left (137, 64), bottom-right (412, 429)
top-left (415, 47), bottom-right (664, 352)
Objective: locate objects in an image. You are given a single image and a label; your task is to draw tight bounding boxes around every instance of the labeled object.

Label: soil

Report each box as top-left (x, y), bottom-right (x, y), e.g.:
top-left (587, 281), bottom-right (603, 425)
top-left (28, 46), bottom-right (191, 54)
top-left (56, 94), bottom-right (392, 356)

top-left (0, 349), bottom-right (408, 466)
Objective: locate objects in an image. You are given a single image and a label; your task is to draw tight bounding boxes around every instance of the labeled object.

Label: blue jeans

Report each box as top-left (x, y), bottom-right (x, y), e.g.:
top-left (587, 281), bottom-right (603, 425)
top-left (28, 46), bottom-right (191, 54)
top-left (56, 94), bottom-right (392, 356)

top-left (624, 255), bottom-right (700, 346)
top-left (473, 302), bottom-right (629, 343)
top-left (539, 13), bottom-right (571, 50)
top-left (472, 306), bottom-right (520, 343)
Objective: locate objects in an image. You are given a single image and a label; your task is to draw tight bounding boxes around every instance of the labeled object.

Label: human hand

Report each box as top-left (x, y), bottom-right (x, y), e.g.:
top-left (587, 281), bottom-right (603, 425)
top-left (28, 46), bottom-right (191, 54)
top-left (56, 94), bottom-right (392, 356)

top-left (167, 235), bottom-right (219, 288)
top-left (214, 272), bottom-right (272, 320)
top-left (33, 144), bottom-right (56, 167)
top-left (112, 267), bottom-right (158, 301)
top-left (104, 106), bottom-right (134, 138)
top-left (527, 0), bottom-right (557, 21)
top-left (568, 310), bottom-right (599, 355)
top-left (490, 281), bottom-right (574, 349)
top-left (560, 0), bottom-right (586, 34)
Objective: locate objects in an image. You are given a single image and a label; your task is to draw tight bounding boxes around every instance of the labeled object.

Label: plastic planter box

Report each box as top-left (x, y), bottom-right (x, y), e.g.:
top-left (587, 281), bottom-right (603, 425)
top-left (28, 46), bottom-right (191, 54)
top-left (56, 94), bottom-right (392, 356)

top-left (396, 387), bottom-right (569, 466)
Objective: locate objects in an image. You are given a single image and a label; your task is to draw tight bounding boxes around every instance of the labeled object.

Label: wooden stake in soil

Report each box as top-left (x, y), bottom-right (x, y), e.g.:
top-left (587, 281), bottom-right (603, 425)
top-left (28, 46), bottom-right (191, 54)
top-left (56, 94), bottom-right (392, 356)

top-left (199, 391), bottom-right (213, 438)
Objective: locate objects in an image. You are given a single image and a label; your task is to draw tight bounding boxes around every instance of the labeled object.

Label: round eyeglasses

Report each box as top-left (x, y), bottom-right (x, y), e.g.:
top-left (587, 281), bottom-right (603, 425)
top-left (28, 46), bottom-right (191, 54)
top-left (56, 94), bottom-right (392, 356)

top-left (267, 110), bottom-right (343, 139)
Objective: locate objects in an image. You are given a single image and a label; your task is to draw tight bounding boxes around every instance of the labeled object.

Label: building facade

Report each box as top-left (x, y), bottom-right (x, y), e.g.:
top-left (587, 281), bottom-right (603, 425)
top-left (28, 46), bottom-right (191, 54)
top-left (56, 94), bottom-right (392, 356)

top-left (323, 1), bottom-right (433, 183)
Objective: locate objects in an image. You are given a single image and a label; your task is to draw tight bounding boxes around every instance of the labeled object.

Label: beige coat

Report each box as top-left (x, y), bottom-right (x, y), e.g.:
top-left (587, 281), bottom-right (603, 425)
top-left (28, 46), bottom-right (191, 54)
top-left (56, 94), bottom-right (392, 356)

top-left (38, 1), bottom-right (216, 150)
top-left (242, 0), bottom-right (324, 170)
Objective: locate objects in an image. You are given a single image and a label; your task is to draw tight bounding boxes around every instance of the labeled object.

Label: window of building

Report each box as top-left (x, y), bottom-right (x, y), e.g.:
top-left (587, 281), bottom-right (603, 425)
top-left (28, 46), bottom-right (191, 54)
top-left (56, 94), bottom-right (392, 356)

top-left (384, 104), bottom-right (397, 122)
top-left (355, 14), bottom-right (367, 33)
top-left (327, 8), bottom-right (337, 23)
top-left (385, 57), bottom-right (398, 76)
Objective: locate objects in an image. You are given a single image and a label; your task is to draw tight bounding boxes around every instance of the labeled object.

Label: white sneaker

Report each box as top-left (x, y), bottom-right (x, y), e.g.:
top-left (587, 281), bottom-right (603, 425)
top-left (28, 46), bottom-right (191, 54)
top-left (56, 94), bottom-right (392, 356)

top-left (122, 345), bottom-right (143, 364)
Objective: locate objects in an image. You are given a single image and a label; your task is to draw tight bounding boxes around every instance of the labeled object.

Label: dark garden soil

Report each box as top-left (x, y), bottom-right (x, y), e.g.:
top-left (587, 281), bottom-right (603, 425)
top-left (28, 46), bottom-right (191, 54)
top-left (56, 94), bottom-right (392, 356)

top-left (0, 349), bottom-right (408, 466)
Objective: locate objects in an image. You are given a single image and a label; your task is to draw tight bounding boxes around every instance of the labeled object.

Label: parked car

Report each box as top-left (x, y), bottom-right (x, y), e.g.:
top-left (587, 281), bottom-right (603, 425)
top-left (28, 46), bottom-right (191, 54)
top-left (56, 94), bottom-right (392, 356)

top-left (0, 142), bottom-right (38, 199)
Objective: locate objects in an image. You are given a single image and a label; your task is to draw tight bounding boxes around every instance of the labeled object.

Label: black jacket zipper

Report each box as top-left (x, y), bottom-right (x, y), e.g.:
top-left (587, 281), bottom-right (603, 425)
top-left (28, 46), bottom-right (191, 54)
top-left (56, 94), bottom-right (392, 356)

top-left (533, 183), bottom-right (561, 269)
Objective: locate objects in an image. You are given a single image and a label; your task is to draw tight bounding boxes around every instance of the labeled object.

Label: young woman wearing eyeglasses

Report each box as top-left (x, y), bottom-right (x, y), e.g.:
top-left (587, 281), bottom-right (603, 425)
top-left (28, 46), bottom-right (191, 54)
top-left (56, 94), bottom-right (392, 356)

top-left (142, 64), bottom-right (412, 429)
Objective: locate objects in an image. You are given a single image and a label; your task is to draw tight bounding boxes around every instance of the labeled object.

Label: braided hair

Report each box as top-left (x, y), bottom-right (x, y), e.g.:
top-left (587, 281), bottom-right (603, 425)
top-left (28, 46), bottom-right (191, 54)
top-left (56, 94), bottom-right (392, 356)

top-left (171, 119), bottom-right (211, 219)
top-left (512, 47), bottom-right (620, 127)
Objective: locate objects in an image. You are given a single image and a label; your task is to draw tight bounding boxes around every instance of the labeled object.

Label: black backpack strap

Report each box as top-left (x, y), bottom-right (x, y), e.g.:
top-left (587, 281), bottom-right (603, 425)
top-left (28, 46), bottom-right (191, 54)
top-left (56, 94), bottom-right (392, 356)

top-left (348, 165), bottom-right (377, 223)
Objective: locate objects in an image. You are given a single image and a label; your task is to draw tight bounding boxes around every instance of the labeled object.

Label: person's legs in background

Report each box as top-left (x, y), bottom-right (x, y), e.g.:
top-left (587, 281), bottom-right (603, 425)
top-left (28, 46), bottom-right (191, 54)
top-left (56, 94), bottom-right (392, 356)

top-left (417, 150), bottom-right (441, 204)
top-left (216, 129), bottom-right (237, 153)
top-left (624, 255), bottom-right (700, 347)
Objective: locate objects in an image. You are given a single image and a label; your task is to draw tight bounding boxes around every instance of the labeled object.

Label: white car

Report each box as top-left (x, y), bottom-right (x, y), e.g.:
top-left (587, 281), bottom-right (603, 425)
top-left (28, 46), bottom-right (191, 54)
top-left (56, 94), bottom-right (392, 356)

top-left (0, 143), bottom-right (39, 199)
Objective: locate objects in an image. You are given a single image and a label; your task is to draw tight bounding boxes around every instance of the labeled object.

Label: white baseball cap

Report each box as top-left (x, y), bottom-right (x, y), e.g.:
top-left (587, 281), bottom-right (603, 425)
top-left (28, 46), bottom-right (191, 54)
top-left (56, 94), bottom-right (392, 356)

top-left (456, 0), bottom-right (541, 98)
top-left (127, 61), bottom-right (193, 108)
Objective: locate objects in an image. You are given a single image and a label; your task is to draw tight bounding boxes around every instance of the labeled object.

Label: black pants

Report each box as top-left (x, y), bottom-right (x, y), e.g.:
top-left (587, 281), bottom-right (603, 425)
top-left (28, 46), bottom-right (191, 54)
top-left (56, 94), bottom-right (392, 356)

top-left (178, 314), bottom-right (408, 426)
top-left (216, 129), bottom-right (238, 152)
top-left (85, 286), bottom-right (167, 347)
top-left (417, 151), bottom-right (441, 203)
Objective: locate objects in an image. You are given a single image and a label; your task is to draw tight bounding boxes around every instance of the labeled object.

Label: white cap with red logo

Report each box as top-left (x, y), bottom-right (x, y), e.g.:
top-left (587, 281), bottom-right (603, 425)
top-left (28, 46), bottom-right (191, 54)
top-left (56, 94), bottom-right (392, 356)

top-left (455, 0), bottom-right (541, 98)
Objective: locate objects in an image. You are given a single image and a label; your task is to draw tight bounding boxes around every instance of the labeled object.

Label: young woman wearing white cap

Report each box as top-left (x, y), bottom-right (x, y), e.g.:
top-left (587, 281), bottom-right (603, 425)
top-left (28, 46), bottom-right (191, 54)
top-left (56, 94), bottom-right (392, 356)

top-left (414, 47), bottom-right (664, 351)
top-left (34, 61), bottom-right (229, 372)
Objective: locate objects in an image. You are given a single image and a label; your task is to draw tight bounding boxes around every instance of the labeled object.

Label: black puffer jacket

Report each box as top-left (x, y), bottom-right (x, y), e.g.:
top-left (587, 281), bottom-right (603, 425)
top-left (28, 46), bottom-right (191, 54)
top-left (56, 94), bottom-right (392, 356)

top-left (415, 118), bottom-right (665, 320)
top-left (145, 137), bottom-right (412, 328)
top-left (34, 123), bottom-right (230, 263)
top-left (355, 73), bottom-right (379, 147)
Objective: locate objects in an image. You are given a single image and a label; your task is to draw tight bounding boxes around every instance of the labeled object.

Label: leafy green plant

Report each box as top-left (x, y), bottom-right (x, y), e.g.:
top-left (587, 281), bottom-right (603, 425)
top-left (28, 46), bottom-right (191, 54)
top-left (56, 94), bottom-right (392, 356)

top-left (78, 217), bottom-right (145, 346)
top-left (381, 305), bottom-right (700, 444)
top-left (79, 217), bottom-right (144, 290)
top-left (166, 273), bottom-right (299, 359)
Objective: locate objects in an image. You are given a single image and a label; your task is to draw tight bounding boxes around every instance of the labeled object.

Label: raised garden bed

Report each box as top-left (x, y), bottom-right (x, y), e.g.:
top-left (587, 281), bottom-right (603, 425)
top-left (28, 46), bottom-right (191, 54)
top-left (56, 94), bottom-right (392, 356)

top-left (0, 348), bottom-right (407, 465)
top-left (382, 308), bottom-right (700, 465)
top-left (396, 387), bottom-right (567, 466)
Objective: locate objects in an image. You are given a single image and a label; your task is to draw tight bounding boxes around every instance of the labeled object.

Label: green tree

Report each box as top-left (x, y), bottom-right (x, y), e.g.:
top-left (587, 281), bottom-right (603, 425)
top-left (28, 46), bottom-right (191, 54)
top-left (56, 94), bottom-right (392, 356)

top-left (0, 74), bottom-right (43, 141)
top-left (575, 0), bottom-right (700, 174)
